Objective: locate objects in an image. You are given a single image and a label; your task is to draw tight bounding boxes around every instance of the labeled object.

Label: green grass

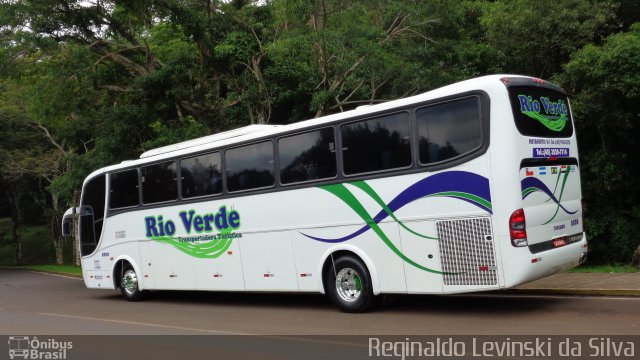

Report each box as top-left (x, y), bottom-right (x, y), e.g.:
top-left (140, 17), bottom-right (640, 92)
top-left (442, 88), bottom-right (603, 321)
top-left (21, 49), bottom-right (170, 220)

top-left (20, 265), bottom-right (82, 276)
top-left (1, 217), bottom-right (76, 265)
top-left (0, 217), bottom-right (54, 265)
top-left (0, 264), bottom-right (82, 276)
top-left (567, 264), bottom-right (639, 273)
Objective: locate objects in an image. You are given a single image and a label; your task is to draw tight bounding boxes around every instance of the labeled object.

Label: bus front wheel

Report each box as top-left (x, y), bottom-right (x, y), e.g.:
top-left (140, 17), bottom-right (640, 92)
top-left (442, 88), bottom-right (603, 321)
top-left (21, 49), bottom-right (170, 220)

top-left (120, 264), bottom-right (144, 301)
top-left (326, 255), bottom-right (379, 313)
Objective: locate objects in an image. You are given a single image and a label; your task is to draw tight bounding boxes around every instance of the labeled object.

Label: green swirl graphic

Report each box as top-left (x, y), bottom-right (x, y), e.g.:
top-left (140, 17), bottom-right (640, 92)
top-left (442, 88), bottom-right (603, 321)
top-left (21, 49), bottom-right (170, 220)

top-left (542, 168), bottom-right (571, 225)
top-left (151, 227), bottom-right (237, 259)
top-left (321, 183), bottom-right (448, 274)
top-left (522, 111), bottom-right (567, 132)
top-left (351, 181), bottom-right (439, 240)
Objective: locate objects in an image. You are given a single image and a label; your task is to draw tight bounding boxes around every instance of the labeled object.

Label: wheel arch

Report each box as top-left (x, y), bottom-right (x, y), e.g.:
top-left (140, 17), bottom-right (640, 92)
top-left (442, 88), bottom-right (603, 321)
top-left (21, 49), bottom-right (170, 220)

top-left (112, 255), bottom-right (143, 291)
top-left (316, 244), bottom-right (381, 295)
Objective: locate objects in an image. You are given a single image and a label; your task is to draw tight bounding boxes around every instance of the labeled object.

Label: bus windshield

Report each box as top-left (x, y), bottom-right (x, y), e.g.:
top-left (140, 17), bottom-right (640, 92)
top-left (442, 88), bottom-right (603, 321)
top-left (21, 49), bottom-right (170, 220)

top-left (508, 86), bottom-right (573, 138)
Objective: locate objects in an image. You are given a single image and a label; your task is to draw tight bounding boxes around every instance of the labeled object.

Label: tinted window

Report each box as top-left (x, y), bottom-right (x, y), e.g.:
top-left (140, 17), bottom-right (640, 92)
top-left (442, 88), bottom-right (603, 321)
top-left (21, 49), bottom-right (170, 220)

top-left (279, 128), bottom-right (337, 184)
top-left (141, 161), bottom-right (178, 204)
top-left (181, 152), bottom-right (222, 198)
top-left (109, 169), bottom-right (139, 208)
top-left (226, 141), bottom-right (274, 192)
top-left (417, 97), bottom-right (482, 164)
top-left (508, 86), bottom-right (573, 138)
top-left (341, 113), bottom-right (411, 175)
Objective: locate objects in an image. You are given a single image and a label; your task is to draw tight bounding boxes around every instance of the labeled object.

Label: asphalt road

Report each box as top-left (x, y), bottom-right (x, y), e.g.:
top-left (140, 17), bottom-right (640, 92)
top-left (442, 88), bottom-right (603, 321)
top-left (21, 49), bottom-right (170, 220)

top-left (1, 269), bottom-right (639, 336)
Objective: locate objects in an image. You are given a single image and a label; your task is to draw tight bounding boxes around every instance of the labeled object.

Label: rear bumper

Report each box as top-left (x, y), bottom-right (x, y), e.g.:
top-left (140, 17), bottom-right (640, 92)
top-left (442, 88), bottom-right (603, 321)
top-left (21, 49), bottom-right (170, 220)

top-left (503, 232), bottom-right (587, 288)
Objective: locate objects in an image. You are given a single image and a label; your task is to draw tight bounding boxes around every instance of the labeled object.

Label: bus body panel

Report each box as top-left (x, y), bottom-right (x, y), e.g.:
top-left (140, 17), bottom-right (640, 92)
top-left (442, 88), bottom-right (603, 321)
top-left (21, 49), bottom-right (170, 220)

top-left (148, 240), bottom-right (197, 290)
top-left (488, 79), bottom-right (587, 288)
top-left (240, 231), bottom-right (298, 291)
top-left (138, 241), bottom-right (155, 289)
top-left (519, 164), bottom-right (583, 245)
top-left (194, 239), bottom-right (245, 290)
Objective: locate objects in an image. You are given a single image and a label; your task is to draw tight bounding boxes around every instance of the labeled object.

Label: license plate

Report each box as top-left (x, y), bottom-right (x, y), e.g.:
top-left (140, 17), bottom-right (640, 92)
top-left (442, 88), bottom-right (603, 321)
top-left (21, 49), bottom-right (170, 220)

top-left (552, 238), bottom-right (567, 248)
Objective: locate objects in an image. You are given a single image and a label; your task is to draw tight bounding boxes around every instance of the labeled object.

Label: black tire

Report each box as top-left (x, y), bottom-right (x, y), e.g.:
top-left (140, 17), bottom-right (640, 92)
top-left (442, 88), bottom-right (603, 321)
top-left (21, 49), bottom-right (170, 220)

top-left (325, 255), bottom-right (380, 313)
top-left (120, 264), bottom-right (144, 301)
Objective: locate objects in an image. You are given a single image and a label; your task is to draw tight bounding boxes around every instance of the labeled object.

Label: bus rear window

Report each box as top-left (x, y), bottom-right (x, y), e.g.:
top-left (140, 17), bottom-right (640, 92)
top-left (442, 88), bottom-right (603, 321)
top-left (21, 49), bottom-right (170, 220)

top-left (508, 86), bottom-right (573, 138)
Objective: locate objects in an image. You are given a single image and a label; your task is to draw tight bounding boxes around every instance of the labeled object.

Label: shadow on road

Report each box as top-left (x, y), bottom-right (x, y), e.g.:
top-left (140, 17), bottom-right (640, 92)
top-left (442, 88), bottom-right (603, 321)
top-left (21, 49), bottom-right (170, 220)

top-left (386, 293), bottom-right (570, 314)
top-left (95, 289), bottom-right (569, 314)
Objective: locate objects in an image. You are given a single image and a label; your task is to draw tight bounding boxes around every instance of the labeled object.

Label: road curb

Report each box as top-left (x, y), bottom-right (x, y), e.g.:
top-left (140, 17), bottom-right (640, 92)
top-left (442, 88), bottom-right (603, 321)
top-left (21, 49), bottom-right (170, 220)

top-left (507, 288), bottom-right (640, 297)
top-left (28, 270), bottom-right (83, 279)
top-left (0, 267), bottom-right (83, 279)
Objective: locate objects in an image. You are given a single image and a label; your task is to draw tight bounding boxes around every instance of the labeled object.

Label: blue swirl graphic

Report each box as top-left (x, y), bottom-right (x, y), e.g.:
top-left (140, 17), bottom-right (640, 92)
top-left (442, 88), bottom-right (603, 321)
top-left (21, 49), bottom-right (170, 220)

top-left (521, 177), bottom-right (577, 215)
top-left (303, 171), bottom-right (492, 243)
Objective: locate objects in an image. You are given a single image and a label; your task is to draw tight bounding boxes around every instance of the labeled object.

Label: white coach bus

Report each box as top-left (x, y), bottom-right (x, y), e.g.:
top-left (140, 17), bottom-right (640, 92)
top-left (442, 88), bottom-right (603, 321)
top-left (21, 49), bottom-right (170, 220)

top-left (62, 75), bottom-right (587, 312)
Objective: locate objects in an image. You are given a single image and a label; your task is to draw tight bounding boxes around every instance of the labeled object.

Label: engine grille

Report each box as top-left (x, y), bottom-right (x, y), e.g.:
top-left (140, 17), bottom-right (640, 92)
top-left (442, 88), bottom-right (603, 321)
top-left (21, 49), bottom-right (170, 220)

top-left (437, 217), bottom-right (497, 286)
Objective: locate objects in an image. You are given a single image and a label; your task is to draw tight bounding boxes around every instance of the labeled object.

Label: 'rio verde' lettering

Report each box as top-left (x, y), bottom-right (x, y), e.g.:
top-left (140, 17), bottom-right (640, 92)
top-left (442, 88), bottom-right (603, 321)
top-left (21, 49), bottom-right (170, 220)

top-left (145, 205), bottom-right (240, 238)
top-left (518, 95), bottom-right (568, 117)
top-left (144, 215), bottom-right (176, 237)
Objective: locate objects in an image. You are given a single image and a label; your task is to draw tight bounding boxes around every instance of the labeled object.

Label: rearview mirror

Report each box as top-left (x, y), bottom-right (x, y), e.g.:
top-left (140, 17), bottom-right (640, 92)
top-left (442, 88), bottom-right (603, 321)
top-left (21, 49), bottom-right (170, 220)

top-left (61, 207), bottom-right (79, 237)
top-left (62, 217), bottom-right (72, 237)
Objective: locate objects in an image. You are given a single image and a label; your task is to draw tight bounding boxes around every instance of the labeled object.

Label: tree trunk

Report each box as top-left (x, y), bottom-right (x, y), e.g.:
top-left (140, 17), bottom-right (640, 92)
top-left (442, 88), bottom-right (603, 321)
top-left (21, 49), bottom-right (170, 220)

top-left (632, 243), bottom-right (640, 269)
top-left (53, 240), bottom-right (64, 265)
top-left (50, 193), bottom-right (65, 265)
top-left (10, 192), bottom-right (22, 265)
top-left (4, 181), bottom-right (23, 265)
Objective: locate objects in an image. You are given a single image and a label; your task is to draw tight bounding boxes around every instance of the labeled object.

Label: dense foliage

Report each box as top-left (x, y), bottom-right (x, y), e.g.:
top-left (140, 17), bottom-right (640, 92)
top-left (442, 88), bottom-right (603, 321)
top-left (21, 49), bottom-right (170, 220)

top-left (0, 0), bottom-right (638, 265)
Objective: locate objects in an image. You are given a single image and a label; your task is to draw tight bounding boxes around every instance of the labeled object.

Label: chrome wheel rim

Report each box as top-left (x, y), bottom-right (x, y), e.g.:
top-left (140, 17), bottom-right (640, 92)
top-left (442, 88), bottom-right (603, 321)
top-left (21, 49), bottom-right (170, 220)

top-left (335, 267), bottom-right (362, 303)
top-left (122, 269), bottom-right (138, 295)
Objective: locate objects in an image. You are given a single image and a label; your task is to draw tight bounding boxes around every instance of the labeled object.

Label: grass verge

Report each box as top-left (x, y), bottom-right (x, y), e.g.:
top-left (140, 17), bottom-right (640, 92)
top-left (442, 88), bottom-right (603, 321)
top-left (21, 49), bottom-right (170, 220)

top-left (2, 265), bottom-right (82, 277)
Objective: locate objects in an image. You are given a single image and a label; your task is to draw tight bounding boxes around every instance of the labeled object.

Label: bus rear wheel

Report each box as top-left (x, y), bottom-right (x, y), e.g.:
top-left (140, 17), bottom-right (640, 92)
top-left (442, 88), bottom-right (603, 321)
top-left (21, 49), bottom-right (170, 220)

top-left (326, 255), bottom-right (379, 313)
top-left (120, 264), bottom-right (144, 301)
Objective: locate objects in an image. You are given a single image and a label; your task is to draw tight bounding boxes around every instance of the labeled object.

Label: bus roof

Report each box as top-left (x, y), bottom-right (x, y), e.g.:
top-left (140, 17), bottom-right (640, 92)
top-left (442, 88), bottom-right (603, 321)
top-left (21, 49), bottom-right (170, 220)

top-left (84, 74), bottom-right (532, 182)
top-left (139, 124), bottom-right (282, 159)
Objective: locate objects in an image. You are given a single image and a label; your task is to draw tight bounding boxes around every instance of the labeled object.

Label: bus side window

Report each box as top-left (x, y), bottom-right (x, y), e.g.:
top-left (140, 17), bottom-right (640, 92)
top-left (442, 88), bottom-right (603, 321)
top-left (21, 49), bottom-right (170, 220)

top-left (278, 128), bottom-right (337, 184)
top-left (141, 161), bottom-right (178, 204)
top-left (416, 97), bottom-right (482, 165)
top-left (109, 169), bottom-right (139, 209)
top-left (341, 112), bottom-right (411, 175)
top-left (226, 141), bottom-right (274, 192)
top-left (180, 152), bottom-right (222, 198)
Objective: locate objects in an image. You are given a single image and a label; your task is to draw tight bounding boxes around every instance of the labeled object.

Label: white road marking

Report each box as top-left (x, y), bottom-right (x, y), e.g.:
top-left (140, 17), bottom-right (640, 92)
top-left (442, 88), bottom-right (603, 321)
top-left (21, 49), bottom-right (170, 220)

top-left (29, 271), bottom-right (83, 281)
top-left (35, 311), bottom-right (367, 349)
top-left (38, 312), bottom-right (252, 335)
top-left (36, 313), bottom-right (366, 348)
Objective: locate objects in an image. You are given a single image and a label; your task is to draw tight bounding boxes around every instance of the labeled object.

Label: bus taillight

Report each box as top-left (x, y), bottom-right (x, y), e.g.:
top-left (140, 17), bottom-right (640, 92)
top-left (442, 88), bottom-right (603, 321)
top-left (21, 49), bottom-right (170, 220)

top-left (509, 208), bottom-right (528, 247)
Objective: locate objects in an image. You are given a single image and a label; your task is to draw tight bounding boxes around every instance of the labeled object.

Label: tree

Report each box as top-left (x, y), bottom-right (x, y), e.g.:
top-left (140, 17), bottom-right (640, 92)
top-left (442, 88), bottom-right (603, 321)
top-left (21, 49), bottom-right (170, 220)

top-left (269, 0), bottom-right (439, 118)
top-left (0, 0), bottom-right (637, 267)
top-left (480, 0), bottom-right (619, 78)
top-left (557, 24), bottom-right (640, 264)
